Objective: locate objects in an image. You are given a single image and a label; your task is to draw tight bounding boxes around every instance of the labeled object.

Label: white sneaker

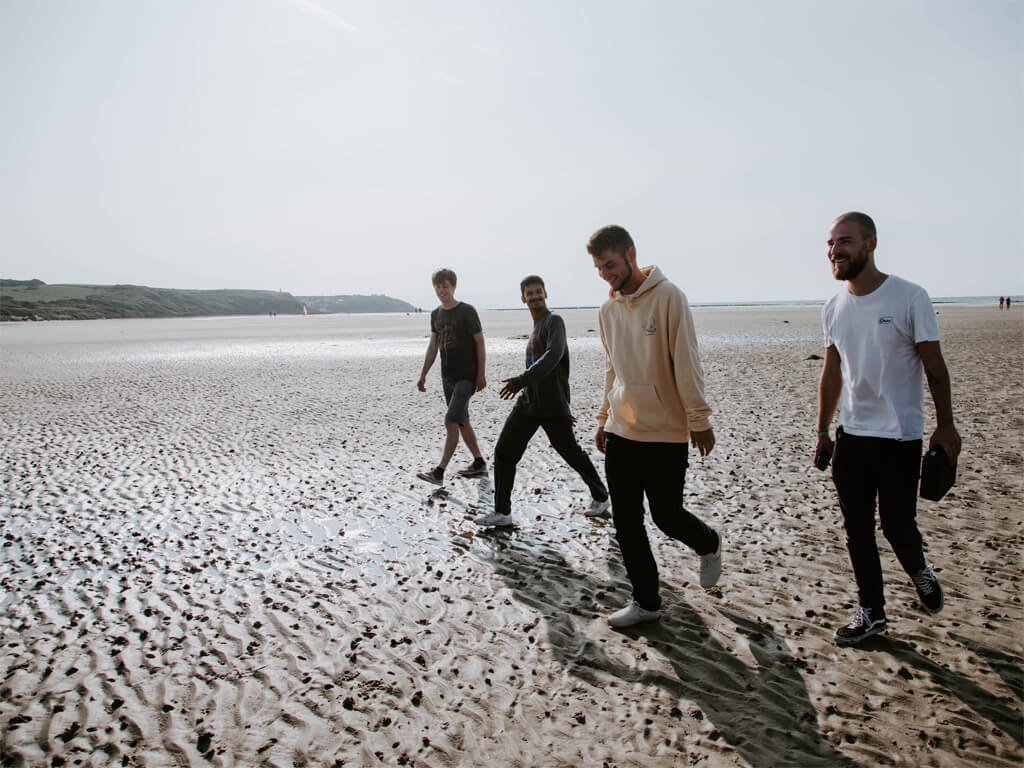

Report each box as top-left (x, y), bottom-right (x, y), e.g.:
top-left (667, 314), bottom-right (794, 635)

top-left (608, 600), bottom-right (661, 628)
top-left (585, 498), bottom-right (611, 517)
top-left (699, 535), bottom-right (722, 589)
top-left (474, 511), bottom-right (514, 527)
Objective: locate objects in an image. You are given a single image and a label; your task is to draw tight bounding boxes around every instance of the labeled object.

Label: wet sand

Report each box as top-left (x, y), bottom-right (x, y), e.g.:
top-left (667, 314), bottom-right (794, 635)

top-left (1, 306), bottom-right (1021, 767)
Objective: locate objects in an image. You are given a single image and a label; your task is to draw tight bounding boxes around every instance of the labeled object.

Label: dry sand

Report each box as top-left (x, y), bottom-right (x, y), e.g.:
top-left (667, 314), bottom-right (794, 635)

top-left (1, 305), bottom-right (1021, 767)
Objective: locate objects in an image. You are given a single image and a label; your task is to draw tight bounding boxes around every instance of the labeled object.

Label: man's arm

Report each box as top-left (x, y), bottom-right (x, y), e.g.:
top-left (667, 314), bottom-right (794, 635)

top-left (668, 294), bottom-right (714, 456)
top-left (417, 334), bottom-right (439, 392)
top-left (595, 361), bottom-right (613, 454)
top-left (595, 314), bottom-right (614, 454)
top-left (501, 316), bottom-right (567, 399)
top-left (917, 340), bottom-right (961, 462)
top-left (813, 344), bottom-right (842, 468)
top-left (473, 331), bottom-right (487, 392)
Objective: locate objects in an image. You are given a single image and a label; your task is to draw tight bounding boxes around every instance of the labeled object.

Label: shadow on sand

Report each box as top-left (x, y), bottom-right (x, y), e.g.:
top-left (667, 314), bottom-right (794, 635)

top-left (856, 633), bottom-right (1024, 747)
top-left (476, 528), bottom-right (858, 767)
top-left (948, 632), bottom-right (1024, 707)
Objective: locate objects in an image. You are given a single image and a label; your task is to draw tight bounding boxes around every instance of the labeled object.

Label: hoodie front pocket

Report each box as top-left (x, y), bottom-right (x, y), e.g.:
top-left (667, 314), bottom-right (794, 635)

top-left (610, 384), bottom-right (667, 431)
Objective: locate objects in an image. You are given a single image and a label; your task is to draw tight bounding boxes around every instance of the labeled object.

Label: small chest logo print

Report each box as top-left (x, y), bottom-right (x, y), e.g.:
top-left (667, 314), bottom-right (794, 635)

top-left (643, 319), bottom-right (657, 336)
top-left (878, 316), bottom-right (894, 326)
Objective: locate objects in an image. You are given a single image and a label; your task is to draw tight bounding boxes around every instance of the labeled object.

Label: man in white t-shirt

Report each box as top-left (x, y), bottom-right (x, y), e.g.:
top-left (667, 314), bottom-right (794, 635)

top-left (814, 212), bottom-right (961, 647)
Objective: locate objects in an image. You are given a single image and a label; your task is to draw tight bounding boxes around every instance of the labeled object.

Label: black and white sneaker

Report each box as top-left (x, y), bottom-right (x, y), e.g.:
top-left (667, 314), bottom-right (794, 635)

top-left (457, 458), bottom-right (488, 478)
top-left (835, 606), bottom-right (887, 646)
top-left (416, 466), bottom-right (444, 485)
top-left (912, 566), bottom-right (944, 614)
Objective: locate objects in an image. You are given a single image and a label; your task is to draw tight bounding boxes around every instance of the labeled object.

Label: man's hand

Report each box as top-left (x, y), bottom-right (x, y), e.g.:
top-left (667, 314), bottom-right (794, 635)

top-left (691, 428), bottom-right (715, 457)
top-left (416, 376), bottom-right (427, 393)
top-left (813, 434), bottom-right (834, 471)
top-left (929, 424), bottom-right (962, 464)
top-left (499, 379), bottom-right (520, 400)
top-left (595, 425), bottom-right (607, 454)
top-left (475, 373), bottom-right (487, 392)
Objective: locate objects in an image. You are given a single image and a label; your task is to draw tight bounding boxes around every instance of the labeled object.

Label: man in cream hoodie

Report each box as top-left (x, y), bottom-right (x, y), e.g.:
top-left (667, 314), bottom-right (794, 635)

top-left (588, 225), bottom-right (722, 628)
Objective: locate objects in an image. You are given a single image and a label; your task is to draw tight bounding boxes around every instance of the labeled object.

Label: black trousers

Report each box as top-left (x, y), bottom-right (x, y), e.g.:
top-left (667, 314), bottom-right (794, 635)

top-left (605, 433), bottom-right (718, 611)
top-left (832, 428), bottom-right (926, 610)
top-left (493, 402), bottom-right (608, 516)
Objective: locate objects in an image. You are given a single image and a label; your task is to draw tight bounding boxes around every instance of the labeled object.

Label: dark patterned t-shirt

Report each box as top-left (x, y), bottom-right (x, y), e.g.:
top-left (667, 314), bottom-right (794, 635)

top-left (430, 302), bottom-right (482, 381)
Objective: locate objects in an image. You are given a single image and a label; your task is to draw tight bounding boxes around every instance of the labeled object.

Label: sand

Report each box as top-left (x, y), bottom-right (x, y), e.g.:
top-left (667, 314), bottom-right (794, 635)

top-left (1, 305), bottom-right (1021, 767)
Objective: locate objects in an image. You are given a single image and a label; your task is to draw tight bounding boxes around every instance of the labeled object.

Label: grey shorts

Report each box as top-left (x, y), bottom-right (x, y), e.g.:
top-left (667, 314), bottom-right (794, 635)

top-left (443, 378), bottom-right (475, 426)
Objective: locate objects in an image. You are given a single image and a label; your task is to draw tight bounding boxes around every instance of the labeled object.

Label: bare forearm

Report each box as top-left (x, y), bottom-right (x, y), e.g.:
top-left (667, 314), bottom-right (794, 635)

top-left (918, 341), bottom-right (955, 427)
top-left (917, 341), bottom-right (961, 459)
top-left (817, 379), bottom-right (840, 431)
top-left (817, 347), bottom-right (842, 431)
top-left (925, 359), bottom-right (955, 427)
top-left (420, 343), bottom-right (438, 379)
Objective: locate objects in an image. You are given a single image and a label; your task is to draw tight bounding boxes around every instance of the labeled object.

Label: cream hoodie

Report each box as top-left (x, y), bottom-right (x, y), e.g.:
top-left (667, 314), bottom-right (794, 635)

top-left (597, 265), bottom-right (712, 442)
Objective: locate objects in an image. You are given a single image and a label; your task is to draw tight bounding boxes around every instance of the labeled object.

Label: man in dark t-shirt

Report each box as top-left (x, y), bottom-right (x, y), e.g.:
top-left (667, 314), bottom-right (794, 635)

top-left (474, 275), bottom-right (609, 527)
top-left (416, 268), bottom-right (487, 485)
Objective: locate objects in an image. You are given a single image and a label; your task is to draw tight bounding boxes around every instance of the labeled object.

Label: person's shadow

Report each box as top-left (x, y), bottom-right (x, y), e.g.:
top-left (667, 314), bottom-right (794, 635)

top-left (854, 633), bottom-right (1023, 747)
top-left (948, 632), bottom-right (1024, 706)
top-left (476, 529), bottom-right (858, 767)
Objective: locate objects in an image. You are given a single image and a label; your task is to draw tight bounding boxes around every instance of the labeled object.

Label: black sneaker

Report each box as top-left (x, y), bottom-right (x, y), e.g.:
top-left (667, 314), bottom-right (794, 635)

top-left (912, 566), bottom-right (944, 614)
top-left (835, 606), bottom-right (887, 646)
top-left (416, 466), bottom-right (444, 485)
top-left (457, 458), bottom-right (487, 478)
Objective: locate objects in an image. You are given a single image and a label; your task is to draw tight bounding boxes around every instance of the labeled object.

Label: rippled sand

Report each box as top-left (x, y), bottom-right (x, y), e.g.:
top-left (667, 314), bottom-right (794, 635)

top-left (1, 306), bottom-right (1021, 767)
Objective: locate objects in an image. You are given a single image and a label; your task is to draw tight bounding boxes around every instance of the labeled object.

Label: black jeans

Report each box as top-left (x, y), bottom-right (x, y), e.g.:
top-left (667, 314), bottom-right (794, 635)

top-left (493, 402), bottom-right (608, 516)
top-left (832, 428), bottom-right (926, 610)
top-left (605, 433), bottom-right (719, 611)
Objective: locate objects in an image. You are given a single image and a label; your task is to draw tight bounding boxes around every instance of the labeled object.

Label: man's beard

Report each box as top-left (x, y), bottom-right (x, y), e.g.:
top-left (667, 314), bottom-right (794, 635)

top-left (835, 251), bottom-right (867, 281)
top-left (615, 263), bottom-right (634, 292)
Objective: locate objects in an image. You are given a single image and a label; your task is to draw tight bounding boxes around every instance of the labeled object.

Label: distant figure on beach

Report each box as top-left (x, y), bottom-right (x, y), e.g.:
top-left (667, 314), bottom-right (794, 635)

top-left (473, 275), bottom-right (610, 527)
top-left (588, 225), bottom-right (722, 628)
top-left (415, 268), bottom-right (487, 485)
top-left (999, 296), bottom-right (1005, 310)
top-left (1006, 296), bottom-right (1012, 310)
top-left (814, 211), bottom-right (961, 647)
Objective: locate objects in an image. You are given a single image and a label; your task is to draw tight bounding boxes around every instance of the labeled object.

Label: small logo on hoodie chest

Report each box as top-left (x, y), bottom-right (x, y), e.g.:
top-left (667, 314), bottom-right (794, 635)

top-left (643, 318), bottom-right (657, 336)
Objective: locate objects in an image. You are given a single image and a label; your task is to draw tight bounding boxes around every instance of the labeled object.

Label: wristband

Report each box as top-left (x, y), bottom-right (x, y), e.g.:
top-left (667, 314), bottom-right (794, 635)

top-left (816, 430), bottom-right (830, 437)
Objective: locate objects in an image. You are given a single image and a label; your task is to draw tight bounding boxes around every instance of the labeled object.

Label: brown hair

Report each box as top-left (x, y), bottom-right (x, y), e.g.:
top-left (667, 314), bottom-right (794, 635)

top-left (431, 268), bottom-right (457, 287)
top-left (587, 225), bottom-right (634, 257)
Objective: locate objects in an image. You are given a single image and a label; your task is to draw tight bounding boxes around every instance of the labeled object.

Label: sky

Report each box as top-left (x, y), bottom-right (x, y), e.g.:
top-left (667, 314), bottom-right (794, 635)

top-left (1, 1), bottom-right (1020, 309)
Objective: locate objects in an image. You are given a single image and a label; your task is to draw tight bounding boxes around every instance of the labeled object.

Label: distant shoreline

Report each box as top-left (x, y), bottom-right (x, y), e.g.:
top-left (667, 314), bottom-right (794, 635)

top-left (492, 296), bottom-right (1020, 312)
top-left (2, 281), bottom-right (1018, 322)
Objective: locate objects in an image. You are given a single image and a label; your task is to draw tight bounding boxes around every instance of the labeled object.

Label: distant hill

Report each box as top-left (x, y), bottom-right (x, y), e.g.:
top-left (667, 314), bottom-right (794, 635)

top-left (0, 280), bottom-right (305, 321)
top-left (297, 294), bottom-right (417, 314)
top-left (0, 280), bottom-right (415, 321)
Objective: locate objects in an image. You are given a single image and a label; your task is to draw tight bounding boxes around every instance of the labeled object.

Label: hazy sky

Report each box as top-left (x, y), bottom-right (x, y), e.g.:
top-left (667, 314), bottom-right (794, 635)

top-left (2, 1), bottom-right (1020, 309)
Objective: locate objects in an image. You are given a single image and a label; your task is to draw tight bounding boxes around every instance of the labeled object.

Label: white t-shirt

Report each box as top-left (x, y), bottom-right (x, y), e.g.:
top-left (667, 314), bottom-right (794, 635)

top-left (822, 275), bottom-right (940, 440)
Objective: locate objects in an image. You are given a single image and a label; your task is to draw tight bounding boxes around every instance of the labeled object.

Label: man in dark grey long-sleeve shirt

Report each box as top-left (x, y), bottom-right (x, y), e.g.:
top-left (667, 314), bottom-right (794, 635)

top-left (474, 275), bottom-right (609, 527)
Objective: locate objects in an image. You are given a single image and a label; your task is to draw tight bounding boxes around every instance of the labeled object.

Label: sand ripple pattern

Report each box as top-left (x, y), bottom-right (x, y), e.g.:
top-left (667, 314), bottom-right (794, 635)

top-left (1, 308), bottom-right (1021, 767)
